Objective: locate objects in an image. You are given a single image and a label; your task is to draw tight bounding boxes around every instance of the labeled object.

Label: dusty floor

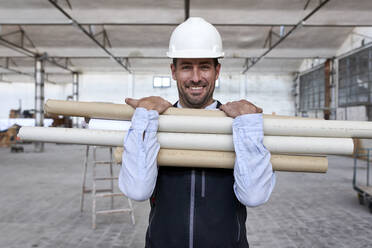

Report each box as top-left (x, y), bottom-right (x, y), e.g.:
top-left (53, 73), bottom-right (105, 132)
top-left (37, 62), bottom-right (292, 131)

top-left (0, 143), bottom-right (372, 248)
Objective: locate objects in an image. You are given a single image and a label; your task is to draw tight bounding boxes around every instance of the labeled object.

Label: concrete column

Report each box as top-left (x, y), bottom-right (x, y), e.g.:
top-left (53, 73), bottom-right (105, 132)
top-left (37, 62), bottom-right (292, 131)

top-left (294, 74), bottom-right (300, 116)
top-left (367, 106), bottom-right (372, 121)
top-left (331, 59), bottom-right (337, 120)
top-left (34, 56), bottom-right (45, 152)
top-left (324, 59), bottom-right (331, 120)
top-left (368, 48), bottom-right (372, 121)
top-left (72, 72), bottom-right (79, 127)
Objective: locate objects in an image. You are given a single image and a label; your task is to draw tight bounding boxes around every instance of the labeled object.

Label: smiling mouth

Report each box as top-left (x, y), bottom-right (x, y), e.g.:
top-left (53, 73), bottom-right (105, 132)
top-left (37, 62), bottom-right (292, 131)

top-left (190, 86), bottom-right (203, 90)
top-left (187, 86), bottom-right (205, 95)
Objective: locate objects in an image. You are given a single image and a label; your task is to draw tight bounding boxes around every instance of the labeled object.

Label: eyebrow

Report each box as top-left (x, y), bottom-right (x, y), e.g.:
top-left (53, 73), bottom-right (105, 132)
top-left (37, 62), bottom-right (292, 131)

top-left (179, 61), bottom-right (193, 65)
top-left (179, 61), bottom-right (213, 65)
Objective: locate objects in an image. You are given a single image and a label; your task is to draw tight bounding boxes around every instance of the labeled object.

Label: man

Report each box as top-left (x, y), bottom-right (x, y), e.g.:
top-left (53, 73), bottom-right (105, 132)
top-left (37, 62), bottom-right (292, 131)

top-left (119, 17), bottom-right (275, 248)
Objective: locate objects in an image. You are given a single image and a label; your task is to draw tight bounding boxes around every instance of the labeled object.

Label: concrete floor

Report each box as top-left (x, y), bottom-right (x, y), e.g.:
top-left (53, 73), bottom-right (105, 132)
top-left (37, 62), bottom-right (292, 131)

top-left (1, 144), bottom-right (372, 248)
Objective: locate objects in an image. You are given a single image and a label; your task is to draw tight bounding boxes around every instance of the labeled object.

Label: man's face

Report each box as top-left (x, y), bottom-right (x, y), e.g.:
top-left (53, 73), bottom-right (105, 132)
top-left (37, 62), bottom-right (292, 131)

top-left (171, 58), bottom-right (221, 109)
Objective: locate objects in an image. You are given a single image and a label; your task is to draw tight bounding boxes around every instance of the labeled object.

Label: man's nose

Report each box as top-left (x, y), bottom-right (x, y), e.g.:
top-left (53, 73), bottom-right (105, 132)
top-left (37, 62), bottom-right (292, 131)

top-left (191, 68), bottom-right (201, 83)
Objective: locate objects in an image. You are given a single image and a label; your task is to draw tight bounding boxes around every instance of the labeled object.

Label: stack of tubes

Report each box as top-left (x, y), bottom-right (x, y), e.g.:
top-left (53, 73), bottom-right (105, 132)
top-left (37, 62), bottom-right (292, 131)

top-left (19, 99), bottom-right (372, 173)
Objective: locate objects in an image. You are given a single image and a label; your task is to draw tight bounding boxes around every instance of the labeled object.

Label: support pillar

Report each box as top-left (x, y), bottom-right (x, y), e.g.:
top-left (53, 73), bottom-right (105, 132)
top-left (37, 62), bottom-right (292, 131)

top-left (34, 56), bottom-right (45, 152)
top-left (324, 59), bottom-right (331, 120)
top-left (367, 106), bottom-right (372, 121)
top-left (72, 72), bottom-right (79, 127)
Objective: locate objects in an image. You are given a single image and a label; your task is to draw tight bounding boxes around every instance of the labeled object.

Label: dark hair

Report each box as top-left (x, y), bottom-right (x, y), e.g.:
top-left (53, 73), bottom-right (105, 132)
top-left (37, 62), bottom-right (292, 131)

top-left (172, 58), bottom-right (219, 68)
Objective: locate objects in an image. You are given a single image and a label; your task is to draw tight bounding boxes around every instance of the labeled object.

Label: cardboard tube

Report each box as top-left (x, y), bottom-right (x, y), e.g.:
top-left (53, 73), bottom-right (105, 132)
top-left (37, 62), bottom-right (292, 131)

top-left (45, 99), bottom-right (312, 119)
top-left (45, 99), bottom-right (372, 138)
top-left (44, 99), bottom-right (225, 120)
top-left (157, 133), bottom-right (354, 155)
top-left (18, 127), bottom-right (354, 155)
top-left (113, 148), bottom-right (327, 173)
top-left (263, 118), bottom-right (372, 138)
top-left (159, 115), bottom-right (372, 138)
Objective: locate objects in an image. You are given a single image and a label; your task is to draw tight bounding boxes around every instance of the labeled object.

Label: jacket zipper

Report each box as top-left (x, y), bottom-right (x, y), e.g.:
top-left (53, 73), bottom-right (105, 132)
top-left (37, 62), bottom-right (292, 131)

top-left (189, 169), bottom-right (196, 248)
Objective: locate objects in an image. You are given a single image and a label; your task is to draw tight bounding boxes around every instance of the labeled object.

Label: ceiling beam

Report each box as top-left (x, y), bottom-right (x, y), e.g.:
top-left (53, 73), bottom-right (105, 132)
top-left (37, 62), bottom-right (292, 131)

top-left (0, 60), bottom-right (31, 76)
top-left (89, 25), bottom-right (112, 49)
top-left (64, 0), bottom-right (73, 10)
top-left (242, 0), bottom-right (331, 73)
top-left (304, 0), bottom-right (312, 10)
top-left (0, 55), bottom-right (330, 60)
top-left (0, 36), bottom-right (36, 57)
top-left (17, 25), bottom-right (38, 50)
top-left (1, 23), bottom-right (371, 28)
top-left (48, 0), bottom-right (132, 73)
top-left (0, 33), bottom-right (75, 73)
top-left (0, 64), bottom-right (58, 84)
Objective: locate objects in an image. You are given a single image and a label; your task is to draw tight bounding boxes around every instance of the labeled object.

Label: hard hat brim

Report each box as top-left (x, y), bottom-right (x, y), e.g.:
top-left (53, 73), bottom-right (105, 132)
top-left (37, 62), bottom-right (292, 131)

top-left (167, 50), bottom-right (224, 59)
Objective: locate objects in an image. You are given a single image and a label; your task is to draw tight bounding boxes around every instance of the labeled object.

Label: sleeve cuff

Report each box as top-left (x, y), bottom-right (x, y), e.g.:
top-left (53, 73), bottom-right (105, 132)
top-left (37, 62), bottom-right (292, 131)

top-left (131, 107), bottom-right (159, 131)
top-left (233, 113), bottom-right (263, 133)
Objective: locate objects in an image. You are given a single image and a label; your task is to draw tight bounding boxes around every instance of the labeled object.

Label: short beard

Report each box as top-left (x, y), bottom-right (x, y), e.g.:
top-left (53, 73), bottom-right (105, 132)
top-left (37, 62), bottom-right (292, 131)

top-left (177, 83), bottom-right (215, 109)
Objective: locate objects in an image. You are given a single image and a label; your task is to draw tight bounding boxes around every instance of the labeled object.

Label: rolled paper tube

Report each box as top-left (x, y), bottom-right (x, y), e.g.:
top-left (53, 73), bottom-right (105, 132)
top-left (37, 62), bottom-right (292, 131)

top-left (157, 133), bottom-right (354, 155)
top-left (263, 118), bottom-right (372, 138)
top-left (18, 127), bottom-right (354, 155)
top-left (44, 99), bottom-right (226, 120)
top-left (159, 115), bottom-right (372, 138)
top-left (45, 99), bottom-right (372, 138)
top-left (45, 99), bottom-right (312, 119)
top-left (112, 147), bottom-right (328, 173)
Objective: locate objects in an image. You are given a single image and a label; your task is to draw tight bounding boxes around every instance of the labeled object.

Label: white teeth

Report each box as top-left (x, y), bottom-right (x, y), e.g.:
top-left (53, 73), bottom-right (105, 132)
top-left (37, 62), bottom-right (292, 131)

top-left (191, 87), bottom-right (202, 90)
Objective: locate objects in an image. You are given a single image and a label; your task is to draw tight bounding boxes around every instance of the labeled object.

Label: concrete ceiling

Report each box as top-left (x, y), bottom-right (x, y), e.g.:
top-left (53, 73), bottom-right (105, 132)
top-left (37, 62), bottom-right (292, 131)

top-left (0, 0), bottom-right (371, 83)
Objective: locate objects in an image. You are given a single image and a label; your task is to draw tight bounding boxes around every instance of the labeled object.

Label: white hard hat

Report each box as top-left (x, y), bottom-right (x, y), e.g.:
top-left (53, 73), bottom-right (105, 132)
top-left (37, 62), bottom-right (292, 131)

top-left (167, 17), bottom-right (224, 58)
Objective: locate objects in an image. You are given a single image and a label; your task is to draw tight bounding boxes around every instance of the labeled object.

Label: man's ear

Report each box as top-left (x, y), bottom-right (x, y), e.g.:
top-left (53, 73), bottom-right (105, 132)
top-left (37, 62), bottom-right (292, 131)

top-left (215, 63), bottom-right (221, 81)
top-left (170, 63), bottom-right (177, 81)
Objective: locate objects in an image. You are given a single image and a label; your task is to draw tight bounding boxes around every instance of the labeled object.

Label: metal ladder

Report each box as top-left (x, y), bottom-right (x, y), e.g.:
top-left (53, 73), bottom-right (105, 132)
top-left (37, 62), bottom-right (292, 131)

top-left (80, 145), bottom-right (135, 229)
